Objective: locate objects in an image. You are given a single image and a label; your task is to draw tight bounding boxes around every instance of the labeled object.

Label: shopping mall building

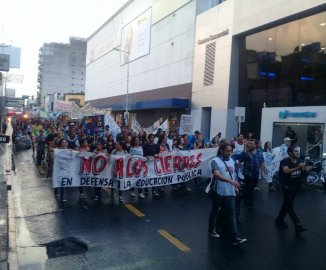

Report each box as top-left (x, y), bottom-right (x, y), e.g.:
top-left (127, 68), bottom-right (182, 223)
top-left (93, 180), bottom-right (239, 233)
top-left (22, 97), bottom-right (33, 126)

top-left (85, 0), bottom-right (326, 157)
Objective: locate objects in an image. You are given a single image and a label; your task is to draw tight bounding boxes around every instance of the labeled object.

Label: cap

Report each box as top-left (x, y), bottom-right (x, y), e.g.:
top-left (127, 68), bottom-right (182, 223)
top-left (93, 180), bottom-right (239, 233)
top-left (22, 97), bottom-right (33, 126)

top-left (284, 137), bottom-right (291, 142)
top-left (194, 130), bottom-right (200, 135)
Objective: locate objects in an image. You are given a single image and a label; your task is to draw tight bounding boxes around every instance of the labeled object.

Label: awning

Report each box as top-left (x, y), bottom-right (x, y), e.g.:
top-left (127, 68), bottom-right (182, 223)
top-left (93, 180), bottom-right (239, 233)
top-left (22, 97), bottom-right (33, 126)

top-left (97, 98), bottom-right (190, 111)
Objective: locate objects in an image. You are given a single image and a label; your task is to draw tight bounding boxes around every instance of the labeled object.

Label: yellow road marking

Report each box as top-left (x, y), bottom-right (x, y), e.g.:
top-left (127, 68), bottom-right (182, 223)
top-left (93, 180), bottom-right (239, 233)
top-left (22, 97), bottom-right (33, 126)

top-left (158, 229), bottom-right (191, 252)
top-left (124, 204), bottom-right (145, 217)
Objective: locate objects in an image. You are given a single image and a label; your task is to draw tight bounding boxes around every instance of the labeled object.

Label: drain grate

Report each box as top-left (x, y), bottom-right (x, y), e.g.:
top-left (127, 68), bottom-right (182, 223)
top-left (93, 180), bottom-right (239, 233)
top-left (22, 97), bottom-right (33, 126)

top-left (45, 237), bottom-right (88, 258)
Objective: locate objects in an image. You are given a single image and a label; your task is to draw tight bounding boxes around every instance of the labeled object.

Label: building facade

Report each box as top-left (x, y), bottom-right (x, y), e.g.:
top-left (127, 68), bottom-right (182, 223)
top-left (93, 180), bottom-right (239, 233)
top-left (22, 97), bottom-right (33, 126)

top-left (37, 37), bottom-right (87, 108)
top-left (192, 0), bottom-right (326, 146)
top-left (86, 0), bottom-right (225, 128)
top-left (85, 0), bottom-right (325, 151)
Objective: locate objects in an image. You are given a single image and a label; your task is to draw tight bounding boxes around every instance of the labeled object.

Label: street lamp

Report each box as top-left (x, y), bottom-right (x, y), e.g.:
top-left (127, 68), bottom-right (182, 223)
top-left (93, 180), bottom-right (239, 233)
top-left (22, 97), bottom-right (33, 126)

top-left (113, 47), bottom-right (130, 125)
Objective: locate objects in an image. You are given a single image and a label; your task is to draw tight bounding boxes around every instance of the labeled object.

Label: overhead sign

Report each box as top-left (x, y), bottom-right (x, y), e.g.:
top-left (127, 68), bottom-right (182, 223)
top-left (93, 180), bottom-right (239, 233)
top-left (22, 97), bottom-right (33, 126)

top-left (235, 107), bottom-right (245, 122)
top-left (5, 97), bottom-right (24, 107)
top-left (0, 135), bottom-right (10, 143)
top-left (0, 54), bottom-right (10, 71)
top-left (179, 114), bottom-right (194, 135)
top-left (0, 46), bottom-right (21, 68)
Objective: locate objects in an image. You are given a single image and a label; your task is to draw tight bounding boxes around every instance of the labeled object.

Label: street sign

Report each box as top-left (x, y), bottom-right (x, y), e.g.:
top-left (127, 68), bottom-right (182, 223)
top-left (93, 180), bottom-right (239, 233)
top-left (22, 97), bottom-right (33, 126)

top-left (5, 97), bottom-right (24, 107)
top-left (235, 107), bottom-right (245, 123)
top-left (0, 135), bottom-right (10, 143)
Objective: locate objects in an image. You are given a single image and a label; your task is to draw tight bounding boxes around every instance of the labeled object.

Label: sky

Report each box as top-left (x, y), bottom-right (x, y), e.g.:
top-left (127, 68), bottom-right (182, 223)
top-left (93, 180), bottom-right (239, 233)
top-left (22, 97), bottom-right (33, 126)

top-left (0, 0), bottom-right (129, 98)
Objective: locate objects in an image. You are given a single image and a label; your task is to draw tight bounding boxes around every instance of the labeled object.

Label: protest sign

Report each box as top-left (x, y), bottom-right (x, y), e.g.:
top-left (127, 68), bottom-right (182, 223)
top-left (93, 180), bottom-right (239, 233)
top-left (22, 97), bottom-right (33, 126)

top-left (82, 115), bottom-right (104, 134)
top-left (52, 148), bottom-right (217, 189)
top-left (53, 100), bottom-right (72, 112)
top-left (179, 114), bottom-right (193, 135)
top-left (105, 112), bottom-right (121, 138)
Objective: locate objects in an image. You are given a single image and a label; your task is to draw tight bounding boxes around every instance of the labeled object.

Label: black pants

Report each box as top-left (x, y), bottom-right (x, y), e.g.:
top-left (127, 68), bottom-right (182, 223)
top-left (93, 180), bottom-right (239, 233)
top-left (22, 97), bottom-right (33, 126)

top-left (277, 185), bottom-right (301, 225)
top-left (243, 176), bottom-right (258, 206)
top-left (36, 150), bottom-right (45, 165)
top-left (208, 193), bottom-right (237, 238)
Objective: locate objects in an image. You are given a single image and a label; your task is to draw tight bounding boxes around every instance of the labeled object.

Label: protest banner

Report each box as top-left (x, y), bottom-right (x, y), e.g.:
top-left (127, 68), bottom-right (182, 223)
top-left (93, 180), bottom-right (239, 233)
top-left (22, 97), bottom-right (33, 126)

top-left (179, 114), bottom-right (194, 135)
top-left (82, 115), bottom-right (105, 135)
top-left (53, 100), bottom-right (72, 112)
top-left (52, 148), bottom-right (218, 189)
top-left (105, 112), bottom-right (121, 138)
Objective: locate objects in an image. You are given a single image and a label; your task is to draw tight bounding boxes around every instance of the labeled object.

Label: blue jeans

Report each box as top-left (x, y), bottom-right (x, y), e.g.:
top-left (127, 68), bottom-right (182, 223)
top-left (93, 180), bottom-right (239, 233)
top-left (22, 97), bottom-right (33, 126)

top-left (208, 193), bottom-right (237, 238)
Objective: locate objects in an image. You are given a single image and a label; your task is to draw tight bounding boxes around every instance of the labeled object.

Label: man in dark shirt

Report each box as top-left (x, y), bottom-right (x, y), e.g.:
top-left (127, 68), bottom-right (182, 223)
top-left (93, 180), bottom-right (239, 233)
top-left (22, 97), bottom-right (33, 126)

top-left (275, 145), bottom-right (307, 234)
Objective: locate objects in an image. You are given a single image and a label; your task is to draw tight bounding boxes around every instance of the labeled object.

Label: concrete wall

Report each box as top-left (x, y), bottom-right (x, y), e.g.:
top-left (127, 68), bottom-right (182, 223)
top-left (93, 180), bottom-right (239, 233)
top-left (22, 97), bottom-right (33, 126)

top-left (191, 0), bottom-right (235, 139)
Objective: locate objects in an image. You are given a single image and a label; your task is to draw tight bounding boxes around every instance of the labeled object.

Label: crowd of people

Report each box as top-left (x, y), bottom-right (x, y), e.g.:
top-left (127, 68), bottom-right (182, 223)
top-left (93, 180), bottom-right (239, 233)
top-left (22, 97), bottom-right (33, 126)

top-left (9, 116), bottom-right (308, 246)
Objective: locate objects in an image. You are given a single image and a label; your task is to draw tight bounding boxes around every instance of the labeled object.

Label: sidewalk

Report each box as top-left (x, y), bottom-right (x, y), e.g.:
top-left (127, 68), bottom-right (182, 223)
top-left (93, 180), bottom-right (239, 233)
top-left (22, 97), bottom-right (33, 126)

top-left (0, 132), bottom-right (13, 270)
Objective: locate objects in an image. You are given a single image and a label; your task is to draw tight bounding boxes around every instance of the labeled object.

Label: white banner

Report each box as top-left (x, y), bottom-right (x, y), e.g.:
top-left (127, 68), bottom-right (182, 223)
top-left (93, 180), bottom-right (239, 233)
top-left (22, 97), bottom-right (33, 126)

top-left (131, 115), bottom-right (142, 135)
top-left (263, 146), bottom-right (289, 182)
top-left (52, 148), bottom-right (217, 189)
top-left (53, 100), bottom-right (72, 112)
top-left (179, 114), bottom-right (193, 135)
top-left (143, 119), bottom-right (161, 134)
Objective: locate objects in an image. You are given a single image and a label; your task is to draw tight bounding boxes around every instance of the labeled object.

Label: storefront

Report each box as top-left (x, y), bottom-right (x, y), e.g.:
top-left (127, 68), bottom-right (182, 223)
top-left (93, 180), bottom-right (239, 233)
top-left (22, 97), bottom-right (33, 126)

top-left (261, 106), bottom-right (326, 160)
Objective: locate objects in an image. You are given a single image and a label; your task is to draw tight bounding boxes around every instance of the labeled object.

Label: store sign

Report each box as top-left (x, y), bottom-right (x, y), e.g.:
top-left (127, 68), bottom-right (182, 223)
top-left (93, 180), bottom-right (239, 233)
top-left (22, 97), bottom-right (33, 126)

top-left (197, 29), bottom-right (229, 45)
top-left (279, 110), bottom-right (317, 119)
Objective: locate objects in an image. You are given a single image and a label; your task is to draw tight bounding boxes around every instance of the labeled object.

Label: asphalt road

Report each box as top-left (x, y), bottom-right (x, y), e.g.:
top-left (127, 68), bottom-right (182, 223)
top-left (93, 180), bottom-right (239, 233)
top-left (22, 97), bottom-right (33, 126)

top-left (11, 148), bottom-right (326, 270)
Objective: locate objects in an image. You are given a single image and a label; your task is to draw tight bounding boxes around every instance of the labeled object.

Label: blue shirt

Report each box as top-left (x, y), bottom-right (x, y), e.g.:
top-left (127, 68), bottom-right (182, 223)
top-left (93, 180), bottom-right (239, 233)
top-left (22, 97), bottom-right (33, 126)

top-left (233, 151), bottom-right (264, 179)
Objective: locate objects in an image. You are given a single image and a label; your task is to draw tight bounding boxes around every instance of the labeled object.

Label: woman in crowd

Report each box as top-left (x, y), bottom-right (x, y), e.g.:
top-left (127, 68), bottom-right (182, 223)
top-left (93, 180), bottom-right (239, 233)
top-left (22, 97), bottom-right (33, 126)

top-left (105, 134), bottom-right (115, 154)
top-left (93, 139), bottom-right (109, 201)
top-left (55, 138), bottom-right (69, 202)
top-left (129, 136), bottom-right (146, 199)
top-left (78, 138), bottom-right (91, 198)
top-left (111, 140), bottom-right (128, 202)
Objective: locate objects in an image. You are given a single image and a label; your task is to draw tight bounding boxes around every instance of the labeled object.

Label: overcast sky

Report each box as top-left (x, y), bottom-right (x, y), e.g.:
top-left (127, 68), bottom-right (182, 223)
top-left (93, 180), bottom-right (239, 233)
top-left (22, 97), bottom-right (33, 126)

top-left (0, 0), bottom-right (129, 98)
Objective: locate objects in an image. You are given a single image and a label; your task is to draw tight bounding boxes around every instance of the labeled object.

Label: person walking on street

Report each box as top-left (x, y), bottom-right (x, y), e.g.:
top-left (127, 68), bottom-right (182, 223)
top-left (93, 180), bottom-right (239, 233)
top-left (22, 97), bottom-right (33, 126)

top-left (233, 139), bottom-right (265, 208)
top-left (36, 129), bottom-right (46, 166)
top-left (275, 145), bottom-right (307, 235)
top-left (207, 143), bottom-right (247, 245)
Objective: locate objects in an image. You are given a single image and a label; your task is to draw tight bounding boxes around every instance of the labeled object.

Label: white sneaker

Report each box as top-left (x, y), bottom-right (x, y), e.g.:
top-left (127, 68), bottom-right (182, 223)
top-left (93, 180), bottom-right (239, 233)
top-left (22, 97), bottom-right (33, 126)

top-left (130, 192), bottom-right (136, 197)
top-left (119, 196), bottom-right (124, 203)
top-left (232, 237), bottom-right (247, 246)
top-left (138, 193), bottom-right (145, 199)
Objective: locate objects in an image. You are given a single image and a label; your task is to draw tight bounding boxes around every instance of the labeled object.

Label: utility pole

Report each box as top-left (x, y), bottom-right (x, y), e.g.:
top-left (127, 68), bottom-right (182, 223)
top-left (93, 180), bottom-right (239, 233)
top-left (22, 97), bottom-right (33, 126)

top-left (113, 47), bottom-right (130, 126)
